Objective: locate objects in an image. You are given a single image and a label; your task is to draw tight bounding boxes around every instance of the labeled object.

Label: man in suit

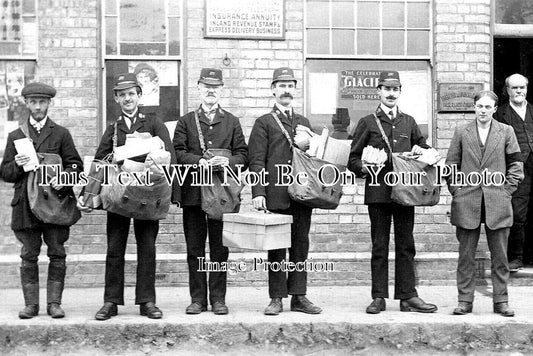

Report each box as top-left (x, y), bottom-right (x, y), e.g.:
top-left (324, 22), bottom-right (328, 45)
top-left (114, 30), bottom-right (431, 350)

top-left (494, 74), bottom-right (533, 271)
top-left (0, 82), bottom-right (83, 319)
top-left (174, 68), bottom-right (248, 315)
top-left (348, 71), bottom-right (438, 314)
top-left (78, 73), bottom-right (175, 320)
top-left (248, 67), bottom-right (322, 315)
top-left (446, 90), bottom-right (523, 317)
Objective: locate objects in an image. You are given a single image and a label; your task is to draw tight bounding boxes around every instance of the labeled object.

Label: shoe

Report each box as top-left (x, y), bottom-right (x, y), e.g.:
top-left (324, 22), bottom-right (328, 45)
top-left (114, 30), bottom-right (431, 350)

top-left (47, 303), bottom-right (65, 318)
top-left (400, 297), bottom-right (438, 313)
top-left (509, 259), bottom-right (523, 273)
top-left (493, 302), bottom-right (515, 317)
top-left (19, 304), bottom-right (39, 319)
top-left (264, 297), bottom-right (283, 315)
top-left (140, 302), bottom-right (162, 319)
top-left (95, 302), bottom-right (117, 320)
top-left (366, 298), bottom-right (386, 314)
top-left (212, 301), bottom-right (229, 315)
top-left (185, 301), bottom-right (207, 314)
top-left (290, 295), bottom-right (322, 314)
top-left (452, 301), bottom-right (473, 315)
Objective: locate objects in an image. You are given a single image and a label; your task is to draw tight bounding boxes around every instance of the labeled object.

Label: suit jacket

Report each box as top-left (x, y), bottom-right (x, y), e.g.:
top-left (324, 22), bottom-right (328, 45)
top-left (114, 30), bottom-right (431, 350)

top-left (446, 120), bottom-right (524, 230)
top-left (0, 117), bottom-right (83, 230)
top-left (494, 102), bottom-right (533, 162)
top-left (173, 106), bottom-right (248, 206)
top-left (94, 109), bottom-right (179, 204)
top-left (348, 106), bottom-right (429, 204)
top-left (248, 106), bottom-right (312, 210)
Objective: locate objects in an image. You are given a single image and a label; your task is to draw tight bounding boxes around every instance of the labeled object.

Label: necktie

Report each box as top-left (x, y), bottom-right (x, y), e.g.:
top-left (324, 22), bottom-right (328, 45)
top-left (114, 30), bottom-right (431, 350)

top-left (285, 110), bottom-right (292, 121)
top-left (206, 109), bottom-right (216, 122)
top-left (32, 122), bottom-right (41, 134)
top-left (124, 115), bottom-right (135, 130)
top-left (389, 110), bottom-right (395, 121)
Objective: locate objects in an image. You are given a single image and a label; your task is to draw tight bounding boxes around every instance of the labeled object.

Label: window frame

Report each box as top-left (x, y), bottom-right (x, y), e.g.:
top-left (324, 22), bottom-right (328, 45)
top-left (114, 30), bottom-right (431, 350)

top-left (0, 0), bottom-right (38, 60)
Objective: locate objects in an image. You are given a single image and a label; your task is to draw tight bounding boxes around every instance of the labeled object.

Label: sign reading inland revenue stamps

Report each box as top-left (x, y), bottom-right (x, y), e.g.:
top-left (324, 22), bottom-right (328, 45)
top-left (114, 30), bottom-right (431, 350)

top-left (204, 0), bottom-right (285, 40)
top-left (340, 70), bottom-right (381, 100)
top-left (438, 83), bottom-right (483, 112)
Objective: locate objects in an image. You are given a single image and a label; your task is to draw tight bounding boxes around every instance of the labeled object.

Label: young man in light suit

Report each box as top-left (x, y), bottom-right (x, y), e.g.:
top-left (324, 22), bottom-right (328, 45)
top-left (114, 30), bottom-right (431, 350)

top-left (446, 90), bottom-right (524, 317)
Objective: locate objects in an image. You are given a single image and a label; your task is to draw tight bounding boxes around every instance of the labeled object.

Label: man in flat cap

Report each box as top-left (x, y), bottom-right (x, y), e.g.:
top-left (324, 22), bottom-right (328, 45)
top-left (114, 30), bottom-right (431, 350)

top-left (173, 68), bottom-right (247, 315)
top-left (348, 71), bottom-right (438, 314)
top-left (78, 73), bottom-right (176, 320)
top-left (0, 82), bottom-right (83, 319)
top-left (248, 67), bottom-right (322, 315)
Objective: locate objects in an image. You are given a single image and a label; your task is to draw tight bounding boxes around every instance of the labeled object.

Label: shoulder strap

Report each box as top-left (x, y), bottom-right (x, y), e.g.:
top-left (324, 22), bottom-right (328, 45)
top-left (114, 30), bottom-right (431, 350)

top-left (271, 112), bottom-right (294, 149)
top-left (20, 121), bottom-right (31, 138)
top-left (194, 110), bottom-right (207, 154)
top-left (373, 113), bottom-right (392, 153)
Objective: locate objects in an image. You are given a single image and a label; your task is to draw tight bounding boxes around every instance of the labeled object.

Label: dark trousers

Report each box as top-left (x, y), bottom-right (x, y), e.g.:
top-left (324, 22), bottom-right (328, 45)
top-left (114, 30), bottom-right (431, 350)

top-left (268, 201), bottom-right (313, 298)
top-left (367, 203), bottom-right (418, 300)
top-left (456, 225), bottom-right (509, 303)
top-left (14, 224), bottom-right (69, 284)
top-left (508, 152), bottom-right (533, 261)
top-left (104, 212), bottom-right (158, 305)
top-left (183, 206), bottom-right (228, 305)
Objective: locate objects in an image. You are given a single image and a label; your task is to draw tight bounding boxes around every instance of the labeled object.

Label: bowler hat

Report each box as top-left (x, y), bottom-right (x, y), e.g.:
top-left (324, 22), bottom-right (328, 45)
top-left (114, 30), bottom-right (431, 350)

top-left (271, 67), bottom-right (297, 85)
top-left (21, 82), bottom-right (56, 98)
top-left (113, 73), bottom-right (142, 92)
top-left (377, 71), bottom-right (401, 87)
top-left (198, 68), bottom-right (223, 86)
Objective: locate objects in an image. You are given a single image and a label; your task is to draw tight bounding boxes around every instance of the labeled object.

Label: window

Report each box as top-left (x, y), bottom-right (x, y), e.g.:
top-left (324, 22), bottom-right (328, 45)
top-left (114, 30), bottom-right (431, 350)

top-left (103, 0), bottom-right (182, 125)
top-left (0, 0), bottom-right (37, 57)
top-left (496, 0), bottom-right (533, 24)
top-left (305, 0), bottom-right (431, 58)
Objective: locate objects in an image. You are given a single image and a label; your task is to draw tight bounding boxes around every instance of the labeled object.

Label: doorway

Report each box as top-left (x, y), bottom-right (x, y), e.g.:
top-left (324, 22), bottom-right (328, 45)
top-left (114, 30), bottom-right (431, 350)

top-left (493, 38), bottom-right (533, 101)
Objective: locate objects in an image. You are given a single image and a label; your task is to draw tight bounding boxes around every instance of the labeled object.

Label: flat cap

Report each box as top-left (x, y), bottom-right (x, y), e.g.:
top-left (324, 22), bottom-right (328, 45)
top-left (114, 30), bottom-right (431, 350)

top-left (21, 82), bottom-right (56, 98)
top-left (133, 62), bottom-right (157, 76)
top-left (377, 71), bottom-right (401, 87)
top-left (198, 68), bottom-right (223, 86)
top-left (272, 67), bottom-right (297, 85)
top-left (113, 73), bottom-right (142, 92)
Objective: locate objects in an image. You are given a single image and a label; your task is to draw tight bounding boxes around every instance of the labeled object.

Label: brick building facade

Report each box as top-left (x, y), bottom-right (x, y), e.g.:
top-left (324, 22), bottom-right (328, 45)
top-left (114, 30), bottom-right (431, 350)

top-left (0, 0), bottom-right (530, 287)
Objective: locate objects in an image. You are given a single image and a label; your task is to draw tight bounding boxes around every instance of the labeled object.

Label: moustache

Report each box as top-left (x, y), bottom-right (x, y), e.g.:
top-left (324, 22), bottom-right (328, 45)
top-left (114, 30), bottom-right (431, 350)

top-left (280, 93), bottom-right (293, 99)
top-left (386, 96), bottom-right (397, 100)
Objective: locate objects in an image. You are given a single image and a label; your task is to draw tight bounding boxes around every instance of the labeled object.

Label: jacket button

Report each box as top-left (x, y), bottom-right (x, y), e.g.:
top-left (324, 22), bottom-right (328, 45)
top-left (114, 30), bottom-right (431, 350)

top-left (392, 126), bottom-right (395, 128)
top-left (209, 126), bottom-right (213, 130)
top-left (288, 160), bottom-right (291, 164)
top-left (393, 139), bottom-right (397, 143)
top-left (208, 141), bottom-right (212, 145)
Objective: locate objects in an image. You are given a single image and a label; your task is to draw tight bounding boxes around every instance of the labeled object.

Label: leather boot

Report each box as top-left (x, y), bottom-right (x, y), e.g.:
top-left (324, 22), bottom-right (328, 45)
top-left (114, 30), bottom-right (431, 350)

top-left (47, 261), bottom-right (66, 318)
top-left (19, 262), bottom-right (39, 319)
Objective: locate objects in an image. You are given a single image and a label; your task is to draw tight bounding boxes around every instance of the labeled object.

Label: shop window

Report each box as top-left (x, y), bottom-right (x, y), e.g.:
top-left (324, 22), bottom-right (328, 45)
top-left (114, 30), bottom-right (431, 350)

top-left (0, 0), bottom-right (37, 57)
top-left (496, 0), bottom-right (533, 24)
top-left (103, 0), bottom-right (182, 125)
top-left (305, 0), bottom-right (431, 57)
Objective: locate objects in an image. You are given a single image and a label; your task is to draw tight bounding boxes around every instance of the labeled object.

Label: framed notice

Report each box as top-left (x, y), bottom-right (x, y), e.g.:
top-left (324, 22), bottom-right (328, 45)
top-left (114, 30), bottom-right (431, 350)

top-left (204, 0), bottom-right (285, 40)
top-left (438, 83), bottom-right (483, 112)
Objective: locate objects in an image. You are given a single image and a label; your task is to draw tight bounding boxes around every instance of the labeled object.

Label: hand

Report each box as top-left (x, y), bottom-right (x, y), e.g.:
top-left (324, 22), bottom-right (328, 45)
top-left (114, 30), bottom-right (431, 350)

top-left (411, 145), bottom-right (424, 155)
top-left (14, 154), bottom-right (30, 167)
top-left (252, 196), bottom-right (267, 211)
top-left (49, 176), bottom-right (63, 191)
top-left (198, 158), bottom-right (209, 168)
top-left (77, 196), bottom-right (92, 213)
top-left (208, 156), bottom-right (229, 168)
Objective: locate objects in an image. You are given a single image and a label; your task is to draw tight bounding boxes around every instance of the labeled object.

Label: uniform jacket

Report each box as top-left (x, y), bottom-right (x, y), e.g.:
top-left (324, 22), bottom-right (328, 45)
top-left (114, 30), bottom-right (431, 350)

top-left (446, 119), bottom-right (524, 230)
top-left (94, 109), bottom-right (179, 203)
top-left (494, 102), bottom-right (533, 162)
top-left (0, 117), bottom-right (83, 230)
top-left (173, 106), bottom-right (248, 206)
top-left (248, 106), bottom-right (312, 210)
top-left (348, 106), bottom-right (429, 204)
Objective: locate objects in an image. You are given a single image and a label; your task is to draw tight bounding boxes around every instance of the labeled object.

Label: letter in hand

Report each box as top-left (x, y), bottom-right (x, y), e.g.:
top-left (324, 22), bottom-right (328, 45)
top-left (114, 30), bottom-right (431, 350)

top-left (14, 153), bottom-right (31, 167)
top-left (252, 196), bottom-right (267, 211)
top-left (76, 196), bottom-right (93, 213)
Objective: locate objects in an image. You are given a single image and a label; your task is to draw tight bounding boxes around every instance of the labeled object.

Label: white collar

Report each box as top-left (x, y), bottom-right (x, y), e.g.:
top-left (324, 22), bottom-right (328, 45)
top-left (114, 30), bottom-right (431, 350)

top-left (275, 103), bottom-right (293, 116)
top-left (510, 101), bottom-right (527, 119)
top-left (201, 103), bottom-right (219, 114)
top-left (29, 116), bottom-right (48, 128)
top-left (122, 108), bottom-right (138, 119)
top-left (380, 104), bottom-right (398, 118)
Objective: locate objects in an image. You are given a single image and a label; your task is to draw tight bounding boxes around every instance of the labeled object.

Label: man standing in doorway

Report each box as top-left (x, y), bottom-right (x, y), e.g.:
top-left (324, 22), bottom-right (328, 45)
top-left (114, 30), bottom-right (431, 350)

top-left (348, 71), bottom-right (438, 315)
top-left (248, 67), bottom-right (322, 316)
top-left (494, 73), bottom-right (533, 271)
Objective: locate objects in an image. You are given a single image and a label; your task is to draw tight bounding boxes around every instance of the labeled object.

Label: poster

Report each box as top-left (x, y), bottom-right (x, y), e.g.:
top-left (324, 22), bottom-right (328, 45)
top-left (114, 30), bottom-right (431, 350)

top-left (309, 73), bottom-right (337, 115)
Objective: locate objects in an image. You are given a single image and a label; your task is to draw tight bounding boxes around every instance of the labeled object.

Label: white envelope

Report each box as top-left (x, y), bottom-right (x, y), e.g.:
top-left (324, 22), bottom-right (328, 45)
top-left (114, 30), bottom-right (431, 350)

top-left (13, 138), bottom-right (39, 172)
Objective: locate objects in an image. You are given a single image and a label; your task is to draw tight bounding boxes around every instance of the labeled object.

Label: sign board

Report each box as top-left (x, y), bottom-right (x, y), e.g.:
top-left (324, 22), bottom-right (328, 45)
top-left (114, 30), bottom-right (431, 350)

top-left (204, 0), bottom-right (285, 40)
top-left (438, 83), bottom-right (483, 112)
top-left (340, 70), bottom-right (381, 100)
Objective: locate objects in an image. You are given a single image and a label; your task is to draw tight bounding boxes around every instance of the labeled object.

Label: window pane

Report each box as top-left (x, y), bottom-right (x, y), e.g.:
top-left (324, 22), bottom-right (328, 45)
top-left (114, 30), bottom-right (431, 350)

top-left (332, 29), bottom-right (354, 54)
top-left (22, 0), bottom-right (35, 14)
top-left (0, 43), bottom-right (20, 55)
top-left (106, 17), bottom-right (117, 55)
top-left (382, 2), bottom-right (404, 28)
top-left (1, 0), bottom-right (22, 41)
top-left (169, 0), bottom-right (181, 16)
top-left (106, 0), bottom-right (117, 15)
top-left (407, 2), bottom-right (429, 28)
top-left (169, 17), bottom-right (180, 55)
top-left (22, 17), bottom-right (37, 54)
top-left (332, 1), bottom-right (354, 27)
top-left (120, 43), bottom-right (166, 56)
top-left (357, 29), bottom-right (379, 55)
top-left (407, 30), bottom-right (429, 55)
top-left (307, 29), bottom-right (329, 54)
top-left (496, 0), bottom-right (533, 24)
top-left (357, 1), bottom-right (379, 28)
top-left (382, 30), bottom-right (404, 55)
top-left (307, 0), bottom-right (329, 27)
top-left (120, 0), bottom-right (166, 42)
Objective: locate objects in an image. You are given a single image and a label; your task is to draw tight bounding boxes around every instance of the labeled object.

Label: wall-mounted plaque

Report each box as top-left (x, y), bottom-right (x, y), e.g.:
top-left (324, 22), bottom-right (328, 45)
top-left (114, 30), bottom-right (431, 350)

top-left (438, 83), bottom-right (483, 112)
top-left (204, 0), bottom-right (285, 40)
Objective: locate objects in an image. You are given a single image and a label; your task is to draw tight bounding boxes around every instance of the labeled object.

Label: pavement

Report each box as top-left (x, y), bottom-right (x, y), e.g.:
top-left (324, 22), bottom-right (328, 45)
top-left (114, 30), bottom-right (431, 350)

top-left (1, 285), bottom-right (533, 355)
